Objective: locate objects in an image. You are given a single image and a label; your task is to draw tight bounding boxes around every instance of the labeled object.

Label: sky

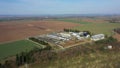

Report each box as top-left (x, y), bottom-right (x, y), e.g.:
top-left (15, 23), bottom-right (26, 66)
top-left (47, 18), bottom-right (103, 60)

top-left (0, 0), bottom-right (120, 15)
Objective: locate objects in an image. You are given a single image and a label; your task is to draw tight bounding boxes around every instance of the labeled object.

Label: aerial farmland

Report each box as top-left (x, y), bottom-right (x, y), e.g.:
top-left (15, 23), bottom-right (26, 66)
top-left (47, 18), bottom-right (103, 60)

top-left (0, 16), bottom-right (120, 68)
top-left (1, 0), bottom-right (120, 68)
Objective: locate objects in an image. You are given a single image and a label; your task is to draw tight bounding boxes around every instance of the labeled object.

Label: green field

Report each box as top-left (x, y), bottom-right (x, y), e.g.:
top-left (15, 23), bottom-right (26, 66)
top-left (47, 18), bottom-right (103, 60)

top-left (56, 18), bottom-right (91, 24)
top-left (56, 18), bottom-right (120, 36)
top-left (75, 23), bottom-right (120, 36)
top-left (0, 40), bottom-right (41, 60)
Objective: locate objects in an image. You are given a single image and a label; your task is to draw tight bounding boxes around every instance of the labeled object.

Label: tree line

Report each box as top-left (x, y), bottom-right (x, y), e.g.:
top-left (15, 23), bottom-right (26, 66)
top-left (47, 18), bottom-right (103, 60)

top-left (64, 28), bottom-right (91, 35)
top-left (29, 37), bottom-right (49, 45)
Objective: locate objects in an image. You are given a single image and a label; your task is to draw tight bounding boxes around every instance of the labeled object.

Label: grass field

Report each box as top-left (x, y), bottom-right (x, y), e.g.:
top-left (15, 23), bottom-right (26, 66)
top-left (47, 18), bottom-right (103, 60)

top-left (30, 52), bottom-right (120, 68)
top-left (29, 42), bottom-right (120, 68)
top-left (56, 18), bottom-right (91, 24)
top-left (75, 23), bottom-right (120, 36)
top-left (56, 18), bottom-right (120, 36)
top-left (0, 40), bottom-right (42, 60)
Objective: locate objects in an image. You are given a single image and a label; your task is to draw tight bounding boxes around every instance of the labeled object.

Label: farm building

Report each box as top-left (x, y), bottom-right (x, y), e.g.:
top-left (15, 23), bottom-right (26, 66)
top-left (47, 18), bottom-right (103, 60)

top-left (91, 34), bottom-right (105, 41)
top-left (46, 35), bottom-right (60, 40)
top-left (59, 33), bottom-right (71, 38)
top-left (69, 32), bottom-right (90, 40)
top-left (46, 32), bottom-right (72, 42)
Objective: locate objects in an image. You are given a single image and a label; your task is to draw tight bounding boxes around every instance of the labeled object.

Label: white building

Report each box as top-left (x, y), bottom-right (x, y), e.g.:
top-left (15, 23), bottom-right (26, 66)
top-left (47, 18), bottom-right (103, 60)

top-left (70, 32), bottom-right (79, 37)
top-left (91, 34), bottom-right (105, 41)
top-left (85, 35), bottom-right (90, 38)
top-left (59, 33), bottom-right (71, 38)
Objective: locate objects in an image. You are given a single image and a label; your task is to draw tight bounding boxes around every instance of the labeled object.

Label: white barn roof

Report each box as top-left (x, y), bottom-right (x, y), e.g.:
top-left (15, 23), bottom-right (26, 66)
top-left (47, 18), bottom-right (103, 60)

top-left (91, 34), bottom-right (105, 41)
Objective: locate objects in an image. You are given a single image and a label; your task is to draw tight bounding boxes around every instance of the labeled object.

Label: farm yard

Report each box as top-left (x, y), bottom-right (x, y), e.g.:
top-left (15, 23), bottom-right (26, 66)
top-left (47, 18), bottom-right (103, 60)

top-left (0, 40), bottom-right (42, 60)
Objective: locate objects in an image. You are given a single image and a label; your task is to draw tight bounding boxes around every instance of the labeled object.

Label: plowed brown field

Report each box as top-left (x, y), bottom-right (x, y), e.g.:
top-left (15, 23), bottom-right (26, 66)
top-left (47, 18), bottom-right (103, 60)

top-left (0, 20), bottom-right (80, 43)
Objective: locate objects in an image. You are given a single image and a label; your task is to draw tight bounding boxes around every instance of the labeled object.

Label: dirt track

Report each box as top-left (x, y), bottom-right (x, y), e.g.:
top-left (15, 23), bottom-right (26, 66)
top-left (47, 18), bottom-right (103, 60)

top-left (0, 20), bottom-right (80, 43)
